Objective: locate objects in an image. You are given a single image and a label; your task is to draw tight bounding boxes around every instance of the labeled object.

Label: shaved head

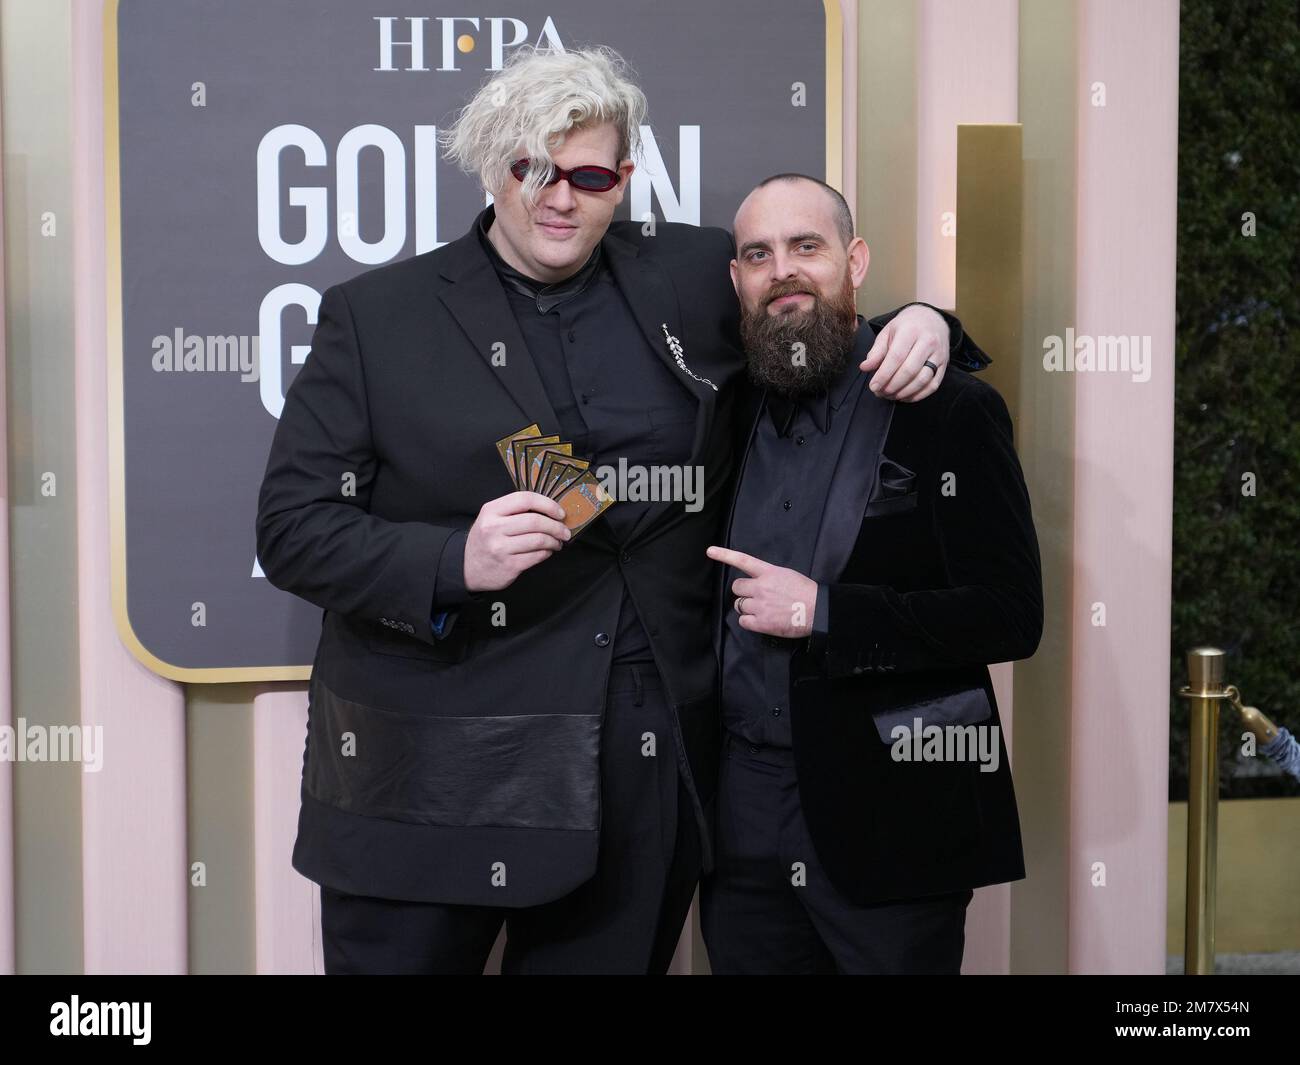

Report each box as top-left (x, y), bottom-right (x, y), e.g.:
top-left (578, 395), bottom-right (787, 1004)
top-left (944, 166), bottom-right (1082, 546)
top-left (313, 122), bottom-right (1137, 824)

top-left (736, 173), bottom-right (854, 246)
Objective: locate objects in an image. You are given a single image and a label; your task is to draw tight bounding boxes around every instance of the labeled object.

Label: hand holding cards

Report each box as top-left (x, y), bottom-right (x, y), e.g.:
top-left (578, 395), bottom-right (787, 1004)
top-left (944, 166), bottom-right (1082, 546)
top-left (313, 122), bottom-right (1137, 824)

top-left (494, 424), bottom-right (616, 535)
top-left (458, 425), bottom-right (614, 594)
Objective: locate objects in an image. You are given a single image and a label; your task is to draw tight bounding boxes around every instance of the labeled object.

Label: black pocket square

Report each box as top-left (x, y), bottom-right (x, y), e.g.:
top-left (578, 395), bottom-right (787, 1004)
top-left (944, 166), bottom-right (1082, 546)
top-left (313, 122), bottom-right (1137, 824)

top-left (863, 456), bottom-right (917, 518)
top-left (876, 456), bottom-right (916, 497)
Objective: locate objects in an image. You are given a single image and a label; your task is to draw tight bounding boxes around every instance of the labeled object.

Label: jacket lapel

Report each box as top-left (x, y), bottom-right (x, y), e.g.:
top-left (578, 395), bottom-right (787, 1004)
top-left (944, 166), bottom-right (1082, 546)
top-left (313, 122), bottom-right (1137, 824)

top-left (602, 230), bottom-right (718, 440)
top-left (711, 384), bottom-right (765, 662)
top-left (437, 227), bottom-right (561, 437)
top-left (602, 230), bottom-right (719, 545)
top-left (808, 382), bottom-right (895, 583)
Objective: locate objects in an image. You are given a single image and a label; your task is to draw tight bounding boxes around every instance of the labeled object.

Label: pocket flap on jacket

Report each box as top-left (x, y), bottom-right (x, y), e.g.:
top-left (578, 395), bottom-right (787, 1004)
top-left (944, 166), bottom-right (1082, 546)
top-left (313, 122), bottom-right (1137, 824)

top-left (862, 491), bottom-right (919, 519)
top-left (365, 622), bottom-right (469, 664)
top-left (870, 686), bottom-right (993, 744)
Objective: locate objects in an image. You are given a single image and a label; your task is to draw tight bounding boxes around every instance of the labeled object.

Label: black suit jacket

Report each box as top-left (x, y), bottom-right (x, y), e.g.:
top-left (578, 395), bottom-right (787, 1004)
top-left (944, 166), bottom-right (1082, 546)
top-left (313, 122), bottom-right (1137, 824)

top-left (256, 212), bottom-right (977, 907)
top-left (717, 364), bottom-right (1043, 905)
top-left (257, 215), bottom-right (753, 906)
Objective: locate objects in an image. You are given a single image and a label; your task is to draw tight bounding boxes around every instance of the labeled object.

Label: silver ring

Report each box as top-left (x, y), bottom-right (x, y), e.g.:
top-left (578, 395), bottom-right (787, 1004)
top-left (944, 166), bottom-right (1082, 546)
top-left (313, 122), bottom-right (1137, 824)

top-left (923, 359), bottom-right (939, 375)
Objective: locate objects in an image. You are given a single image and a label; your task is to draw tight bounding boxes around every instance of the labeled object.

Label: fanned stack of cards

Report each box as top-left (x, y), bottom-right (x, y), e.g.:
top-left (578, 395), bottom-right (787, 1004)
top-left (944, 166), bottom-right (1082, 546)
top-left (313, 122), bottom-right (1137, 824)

top-left (494, 423), bottom-right (616, 536)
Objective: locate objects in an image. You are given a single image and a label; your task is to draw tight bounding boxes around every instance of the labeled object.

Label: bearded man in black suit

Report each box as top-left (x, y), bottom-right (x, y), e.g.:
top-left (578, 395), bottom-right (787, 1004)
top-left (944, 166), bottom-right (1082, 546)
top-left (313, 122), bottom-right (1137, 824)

top-left (703, 173), bottom-right (1042, 974)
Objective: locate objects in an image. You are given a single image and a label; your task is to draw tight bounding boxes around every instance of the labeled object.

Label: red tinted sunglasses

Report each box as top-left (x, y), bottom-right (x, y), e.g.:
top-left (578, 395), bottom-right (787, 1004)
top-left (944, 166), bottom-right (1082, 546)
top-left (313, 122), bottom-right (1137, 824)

top-left (510, 158), bottom-right (621, 193)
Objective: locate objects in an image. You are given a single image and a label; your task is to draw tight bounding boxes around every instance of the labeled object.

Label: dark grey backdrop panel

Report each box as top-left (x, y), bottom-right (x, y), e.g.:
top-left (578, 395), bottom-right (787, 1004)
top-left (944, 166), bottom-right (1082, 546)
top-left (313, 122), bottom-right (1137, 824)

top-left (116, 0), bottom-right (827, 673)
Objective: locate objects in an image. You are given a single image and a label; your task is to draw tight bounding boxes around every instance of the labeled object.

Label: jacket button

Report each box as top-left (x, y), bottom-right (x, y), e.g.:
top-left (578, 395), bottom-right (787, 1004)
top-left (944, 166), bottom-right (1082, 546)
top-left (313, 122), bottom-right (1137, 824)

top-left (620, 552), bottom-right (631, 564)
top-left (594, 632), bottom-right (610, 647)
top-left (772, 706), bottom-right (782, 717)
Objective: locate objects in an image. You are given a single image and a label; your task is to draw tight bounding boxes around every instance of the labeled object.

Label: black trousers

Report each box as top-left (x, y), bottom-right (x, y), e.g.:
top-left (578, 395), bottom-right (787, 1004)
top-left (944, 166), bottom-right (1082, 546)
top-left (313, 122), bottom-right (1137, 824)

top-left (320, 663), bottom-right (701, 974)
top-left (701, 733), bottom-right (973, 975)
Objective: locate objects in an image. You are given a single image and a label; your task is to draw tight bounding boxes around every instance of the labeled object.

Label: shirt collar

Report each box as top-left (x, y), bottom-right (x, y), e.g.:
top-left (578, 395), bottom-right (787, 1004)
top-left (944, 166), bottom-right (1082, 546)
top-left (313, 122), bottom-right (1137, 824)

top-left (476, 204), bottom-right (603, 314)
top-left (766, 315), bottom-right (874, 435)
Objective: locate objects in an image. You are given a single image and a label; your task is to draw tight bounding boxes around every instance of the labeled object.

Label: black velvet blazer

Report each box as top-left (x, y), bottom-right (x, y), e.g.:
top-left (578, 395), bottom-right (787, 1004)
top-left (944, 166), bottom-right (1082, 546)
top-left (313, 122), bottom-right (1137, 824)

top-left (722, 365), bottom-right (1043, 905)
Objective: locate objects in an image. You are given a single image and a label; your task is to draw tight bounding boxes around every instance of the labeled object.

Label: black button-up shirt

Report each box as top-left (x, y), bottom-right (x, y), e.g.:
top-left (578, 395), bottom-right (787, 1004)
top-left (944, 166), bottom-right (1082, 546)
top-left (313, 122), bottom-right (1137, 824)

top-left (432, 205), bottom-right (698, 663)
top-left (719, 317), bottom-right (875, 748)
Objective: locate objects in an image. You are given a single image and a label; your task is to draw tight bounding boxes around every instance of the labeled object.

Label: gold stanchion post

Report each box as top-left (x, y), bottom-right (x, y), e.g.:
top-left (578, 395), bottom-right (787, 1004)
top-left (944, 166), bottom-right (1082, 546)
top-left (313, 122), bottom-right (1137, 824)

top-left (1181, 647), bottom-right (1226, 974)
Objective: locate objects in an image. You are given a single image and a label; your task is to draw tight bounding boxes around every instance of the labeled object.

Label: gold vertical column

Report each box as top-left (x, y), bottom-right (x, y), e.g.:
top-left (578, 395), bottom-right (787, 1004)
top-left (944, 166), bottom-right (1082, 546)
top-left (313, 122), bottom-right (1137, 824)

top-left (186, 685), bottom-right (258, 973)
top-left (1182, 647), bottom-right (1224, 974)
top-left (955, 124), bottom-right (1024, 426)
top-left (2, 0), bottom-right (85, 974)
top-left (1011, 0), bottom-right (1077, 975)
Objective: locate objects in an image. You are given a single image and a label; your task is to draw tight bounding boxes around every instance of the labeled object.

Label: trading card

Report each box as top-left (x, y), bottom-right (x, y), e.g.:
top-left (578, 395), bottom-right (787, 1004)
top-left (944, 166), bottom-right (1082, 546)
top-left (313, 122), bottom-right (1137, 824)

top-left (537, 450), bottom-right (581, 497)
top-left (556, 470), bottom-right (616, 534)
top-left (545, 459), bottom-right (589, 499)
top-left (524, 442), bottom-right (573, 492)
top-left (495, 424), bottom-right (541, 486)
top-left (516, 434), bottom-right (559, 489)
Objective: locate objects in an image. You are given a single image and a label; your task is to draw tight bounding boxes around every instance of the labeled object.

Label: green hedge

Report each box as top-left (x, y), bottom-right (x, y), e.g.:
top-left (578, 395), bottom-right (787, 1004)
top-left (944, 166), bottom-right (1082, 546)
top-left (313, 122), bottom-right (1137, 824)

top-left (1171, 0), bottom-right (1299, 799)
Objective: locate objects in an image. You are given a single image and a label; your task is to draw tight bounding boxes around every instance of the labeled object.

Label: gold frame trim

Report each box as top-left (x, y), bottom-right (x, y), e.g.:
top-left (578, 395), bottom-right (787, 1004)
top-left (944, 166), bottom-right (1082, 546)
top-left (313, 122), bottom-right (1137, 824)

top-left (104, 0), bottom-right (845, 683)
top-left (824, 0), bottom-right (844, 191)
top-left (104, 0), bottom-right (309, 682)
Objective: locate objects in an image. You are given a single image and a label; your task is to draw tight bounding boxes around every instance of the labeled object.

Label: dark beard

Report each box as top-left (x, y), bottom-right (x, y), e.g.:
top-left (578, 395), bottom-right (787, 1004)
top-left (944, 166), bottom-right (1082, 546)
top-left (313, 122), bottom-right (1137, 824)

top-left (738, 277), bottom-right (860, 398)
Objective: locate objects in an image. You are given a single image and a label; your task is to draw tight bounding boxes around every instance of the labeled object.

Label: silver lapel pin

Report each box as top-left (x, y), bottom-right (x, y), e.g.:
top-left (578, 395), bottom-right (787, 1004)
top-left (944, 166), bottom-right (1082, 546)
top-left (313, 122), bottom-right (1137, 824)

top-left (661, 323), bottom-right (718, 391)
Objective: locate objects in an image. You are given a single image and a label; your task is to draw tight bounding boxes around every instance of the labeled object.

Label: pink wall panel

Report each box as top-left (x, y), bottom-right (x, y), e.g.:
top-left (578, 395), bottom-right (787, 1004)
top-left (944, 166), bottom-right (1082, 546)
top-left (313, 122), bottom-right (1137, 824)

top-left (916, 0), bottom-right (1019, 308)
top-left (915, 0), bottom-right (1019, 975)
top-left (1069, 0), bottom-right (1179, 974)
top-left (73, 0), bottom-right (188, 975)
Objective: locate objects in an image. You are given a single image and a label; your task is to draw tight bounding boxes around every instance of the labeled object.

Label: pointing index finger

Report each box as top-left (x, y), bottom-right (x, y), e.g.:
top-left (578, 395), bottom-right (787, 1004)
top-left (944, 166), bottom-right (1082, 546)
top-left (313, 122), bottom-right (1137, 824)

top-left (706, 545), bottom-right (769, 576)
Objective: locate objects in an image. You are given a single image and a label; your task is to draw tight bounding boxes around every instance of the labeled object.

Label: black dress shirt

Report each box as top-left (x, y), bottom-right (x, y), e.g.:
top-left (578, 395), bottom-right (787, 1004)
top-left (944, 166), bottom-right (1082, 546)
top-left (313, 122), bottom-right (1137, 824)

top-left (719, 316), bottom-right (877, 749)
top-left (430, 205), bottom-right (698, 662)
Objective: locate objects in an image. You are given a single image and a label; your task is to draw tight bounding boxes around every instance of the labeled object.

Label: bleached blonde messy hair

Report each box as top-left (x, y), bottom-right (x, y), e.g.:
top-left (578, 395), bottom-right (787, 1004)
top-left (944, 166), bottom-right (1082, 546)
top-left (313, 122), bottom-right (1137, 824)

top-left (439, 45), bottom-right (648, 207)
